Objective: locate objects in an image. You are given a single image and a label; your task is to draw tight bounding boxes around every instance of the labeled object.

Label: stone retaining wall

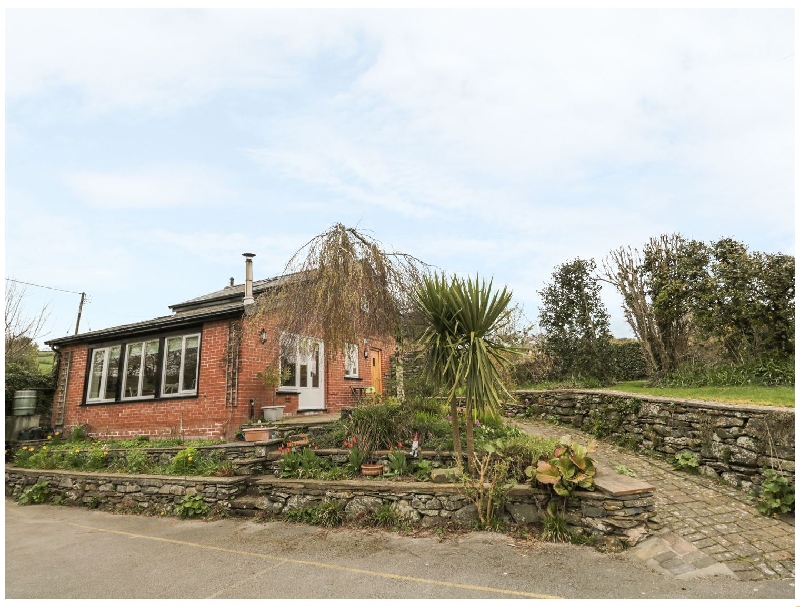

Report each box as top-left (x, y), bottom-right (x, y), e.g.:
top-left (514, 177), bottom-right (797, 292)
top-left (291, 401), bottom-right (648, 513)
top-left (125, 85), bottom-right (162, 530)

top-left (5, 466), bottom-right (656, 548)
top-left (510, 390), bottom-right (795, 490)
top-left (4, 468), bottom-right (247, 513)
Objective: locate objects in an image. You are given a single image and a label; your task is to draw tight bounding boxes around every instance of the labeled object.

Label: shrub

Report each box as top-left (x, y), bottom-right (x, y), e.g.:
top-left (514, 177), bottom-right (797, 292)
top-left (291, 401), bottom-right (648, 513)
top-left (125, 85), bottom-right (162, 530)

top-left (346, 445), bottom-right (365, 474)
top-left (283, 505), bottom-right (316, 524)
top-left (63, 448), bottom-right (86, 470)
top-left (369, 503), bottom-right (402, 528)
top-left (69, 425), bottom-right (86, 442)
top-left (169, 447), bottom-right (200, 475)
top-left (284, 500), bottom-right (346, 527)
top-left (673, 451), bottom-right (700, 473)
top-left (124, 448), bottom-right (150, 474)
top-left (13, 446), bottom-right (35, 467)
top-left (21, 446), bottom-right (63, 470)
top-left (652, 357), bottom-right (795, 388)
top-left (461, 440), bottom-right (515, 528)
top-left (313, 500), bottom-right (346, 527)
top-left (17, 481), bottom-right (49, 505)
top-left (279, 447), bottom-right (327, 479)
top-left (411, 410), bottom-right (450, 447)
top-left (755, 470), bottom-right (795, 516)
top-left (526, 437), bottom-right (597, 497)
top-left (541, 500), bottom-right (572, 543)
top-left (608, 340), bottom-right (647, 381)
top-left (385, 450), bottom-right (410, 477)
top-left (347, 399), bottom-right (408, 459)
top-left (413, 459), bottom-right (433, 481)
top-left (494, 433), bottom-right (559, 483)
top-left (175, 493), bottom-right (209, 519)
top-left (84, 446), bottom-right (110, 471)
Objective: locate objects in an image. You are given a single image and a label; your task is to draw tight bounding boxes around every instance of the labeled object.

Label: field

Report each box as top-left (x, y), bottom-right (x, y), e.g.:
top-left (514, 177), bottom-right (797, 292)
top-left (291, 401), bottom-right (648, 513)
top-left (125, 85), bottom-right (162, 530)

top-left (611, 381), bottom-right (794, 408)
top-left (36, 351), bottom-right (54, 375)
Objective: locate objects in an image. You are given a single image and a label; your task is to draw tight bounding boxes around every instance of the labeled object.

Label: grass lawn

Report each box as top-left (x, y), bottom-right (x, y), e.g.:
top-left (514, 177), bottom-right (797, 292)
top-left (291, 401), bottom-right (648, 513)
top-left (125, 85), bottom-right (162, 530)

top-left (610, 381), bottom-right (794, 408)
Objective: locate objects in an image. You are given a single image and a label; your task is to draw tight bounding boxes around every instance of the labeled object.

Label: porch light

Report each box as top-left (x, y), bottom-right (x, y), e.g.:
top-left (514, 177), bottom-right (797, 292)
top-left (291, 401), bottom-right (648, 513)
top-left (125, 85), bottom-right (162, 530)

top-left (260, 329), bottom-right (267, 344)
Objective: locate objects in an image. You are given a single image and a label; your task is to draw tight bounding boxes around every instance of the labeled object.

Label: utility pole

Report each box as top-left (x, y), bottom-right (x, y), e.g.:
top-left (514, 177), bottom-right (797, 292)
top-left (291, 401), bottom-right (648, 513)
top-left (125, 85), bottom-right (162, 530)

top-left (74, 292), bottom-right (86, 335)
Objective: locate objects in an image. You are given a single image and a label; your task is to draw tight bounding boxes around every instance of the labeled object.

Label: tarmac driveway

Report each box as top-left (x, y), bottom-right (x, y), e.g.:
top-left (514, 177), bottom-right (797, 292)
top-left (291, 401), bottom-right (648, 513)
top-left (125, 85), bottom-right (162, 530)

top-left (5, 501), bottom-right (794, 599)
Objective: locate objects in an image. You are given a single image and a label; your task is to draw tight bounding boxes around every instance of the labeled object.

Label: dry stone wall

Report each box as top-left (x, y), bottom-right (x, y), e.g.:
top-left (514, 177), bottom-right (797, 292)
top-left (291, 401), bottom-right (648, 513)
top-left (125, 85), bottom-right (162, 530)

top-left (510, 390), bottom-right (794, 491)
top-left (6, 467), bottom-right (655, 548)
top-left (5, 469), bottom-right (247, 514)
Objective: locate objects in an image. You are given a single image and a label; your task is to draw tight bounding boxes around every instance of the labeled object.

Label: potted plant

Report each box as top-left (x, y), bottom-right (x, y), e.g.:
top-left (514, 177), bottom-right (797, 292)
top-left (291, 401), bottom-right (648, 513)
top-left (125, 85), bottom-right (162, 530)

top-left (257, 363), bottom-right (286, 422)
top-left (352, 433), bottom-right (383, 476)
top-left (241, 420), bottom-right (275, 442)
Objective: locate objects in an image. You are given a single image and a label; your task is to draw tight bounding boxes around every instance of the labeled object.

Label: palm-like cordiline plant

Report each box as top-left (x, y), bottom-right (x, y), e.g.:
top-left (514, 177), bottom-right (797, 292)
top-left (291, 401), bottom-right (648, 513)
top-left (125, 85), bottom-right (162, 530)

top-left (414, 273), bottom-right (517, 470)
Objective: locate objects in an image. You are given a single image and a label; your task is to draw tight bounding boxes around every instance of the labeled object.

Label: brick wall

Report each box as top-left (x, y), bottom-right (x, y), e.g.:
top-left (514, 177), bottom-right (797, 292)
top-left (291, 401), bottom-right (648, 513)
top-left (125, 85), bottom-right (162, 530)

top-left (51, 313), bottom-right (396, 440)
top-left (53, 321), bottom-right (248, 440)
top-left (324, 336), bottom-right (395, 411)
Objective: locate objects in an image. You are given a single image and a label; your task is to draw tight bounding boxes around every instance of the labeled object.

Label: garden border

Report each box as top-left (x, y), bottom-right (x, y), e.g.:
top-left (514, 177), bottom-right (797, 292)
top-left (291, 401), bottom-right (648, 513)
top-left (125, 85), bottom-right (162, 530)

top-left (5, 465), bottom-right (656, 548)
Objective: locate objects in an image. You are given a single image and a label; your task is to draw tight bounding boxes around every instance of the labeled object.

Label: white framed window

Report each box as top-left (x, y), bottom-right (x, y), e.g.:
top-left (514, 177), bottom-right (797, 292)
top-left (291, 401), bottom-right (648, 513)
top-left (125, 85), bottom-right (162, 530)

top-left (122, 340), bottom-right (159, 399)
top-left (344, 343), bottom-right (359, 378)
top-left (87, 345), bottom-right (121, 402)
top-left (162, 333), bottom-right (201, 395)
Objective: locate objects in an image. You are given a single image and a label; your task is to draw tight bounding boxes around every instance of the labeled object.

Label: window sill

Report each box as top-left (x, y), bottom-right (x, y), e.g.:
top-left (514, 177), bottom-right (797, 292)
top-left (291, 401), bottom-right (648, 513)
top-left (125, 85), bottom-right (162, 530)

top-left (80, 392), bottom-right (198, 406)
top-left (344, 376), bottom-right (363, 381)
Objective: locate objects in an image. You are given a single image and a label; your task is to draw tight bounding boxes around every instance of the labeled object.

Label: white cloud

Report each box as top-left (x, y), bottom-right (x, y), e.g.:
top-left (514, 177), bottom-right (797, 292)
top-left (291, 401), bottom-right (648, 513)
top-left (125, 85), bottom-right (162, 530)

top-left (65, 165), bottom-right (237, 209)
top-left (6, 9), bottom-right (358, 114)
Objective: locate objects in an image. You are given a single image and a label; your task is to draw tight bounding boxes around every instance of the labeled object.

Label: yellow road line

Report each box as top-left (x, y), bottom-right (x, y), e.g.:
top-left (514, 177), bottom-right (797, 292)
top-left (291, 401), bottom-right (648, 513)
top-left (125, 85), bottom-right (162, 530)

top-left (67, 522), bottom-right (561, 599)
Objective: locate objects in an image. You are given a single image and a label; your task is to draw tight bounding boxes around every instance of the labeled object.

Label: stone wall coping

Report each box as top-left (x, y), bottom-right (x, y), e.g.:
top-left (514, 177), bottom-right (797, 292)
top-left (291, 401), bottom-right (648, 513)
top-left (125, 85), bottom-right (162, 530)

top-left (6, 466), bottom-right (248, 485)
top-left (251, 476), bottom-right (464, 495)
top-left (514, 389), bottom-right (792, 414)
top-left (594, 469), bottom-right (654, 496)
top-left (7, 464), bottom-right (654, 498)
top-left (252, 473), bottom-right (653, 499)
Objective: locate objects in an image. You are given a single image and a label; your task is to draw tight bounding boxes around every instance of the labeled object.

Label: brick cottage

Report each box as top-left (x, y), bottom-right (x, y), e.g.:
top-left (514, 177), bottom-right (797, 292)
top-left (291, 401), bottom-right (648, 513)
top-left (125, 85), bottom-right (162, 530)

top-left (45, 254), bottom-right (394, 440)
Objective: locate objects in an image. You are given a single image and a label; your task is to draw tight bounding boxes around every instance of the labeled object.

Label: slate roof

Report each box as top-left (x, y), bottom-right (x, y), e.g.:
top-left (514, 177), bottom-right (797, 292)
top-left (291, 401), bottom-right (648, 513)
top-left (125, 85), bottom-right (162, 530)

top-left (45, 272), bottom-right (306, 348)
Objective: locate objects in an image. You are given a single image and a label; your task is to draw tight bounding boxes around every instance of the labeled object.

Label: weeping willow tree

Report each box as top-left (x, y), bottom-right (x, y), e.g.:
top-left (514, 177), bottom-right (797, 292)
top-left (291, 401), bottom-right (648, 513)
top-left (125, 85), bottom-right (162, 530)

top-left (255, 223), bottom-right (428, 396)
top-left (413, 273), bottom-right (518, 470)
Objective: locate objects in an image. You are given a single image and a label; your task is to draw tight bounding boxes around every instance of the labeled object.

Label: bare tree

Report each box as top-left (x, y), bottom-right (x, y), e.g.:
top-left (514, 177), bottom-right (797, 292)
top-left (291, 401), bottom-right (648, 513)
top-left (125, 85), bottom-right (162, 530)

top-left (602, 235), bottom-right (705, 376)
top-left (255, 224), bottom-right (430, 397)
top-left (5, 282), bottom-right (50, 370)
top-left (601, 245), bottom-right (665, 376)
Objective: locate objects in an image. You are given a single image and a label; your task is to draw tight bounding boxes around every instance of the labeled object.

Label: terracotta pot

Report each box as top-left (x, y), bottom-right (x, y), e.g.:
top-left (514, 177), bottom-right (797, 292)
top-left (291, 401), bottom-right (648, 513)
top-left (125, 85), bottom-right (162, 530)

top-left (242, 427), bottom-right (273, 442)
top-left (360, 463), bottom-right (383, 476)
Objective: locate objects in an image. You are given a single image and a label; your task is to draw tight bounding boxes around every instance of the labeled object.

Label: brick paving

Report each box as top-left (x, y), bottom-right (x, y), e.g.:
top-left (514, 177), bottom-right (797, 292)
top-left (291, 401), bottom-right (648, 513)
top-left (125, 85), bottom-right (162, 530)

top-left (515, 419), bottom-right (795, 581)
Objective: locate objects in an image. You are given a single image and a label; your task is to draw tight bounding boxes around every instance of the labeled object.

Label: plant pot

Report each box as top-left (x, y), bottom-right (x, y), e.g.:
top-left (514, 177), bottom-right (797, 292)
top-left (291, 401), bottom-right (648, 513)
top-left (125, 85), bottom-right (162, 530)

top-left (242, 427), bottom-right (273, 442)
top-left (261, 405), bottom-right (285, 422)
top-left (360, 463), bottom-right (383, 477)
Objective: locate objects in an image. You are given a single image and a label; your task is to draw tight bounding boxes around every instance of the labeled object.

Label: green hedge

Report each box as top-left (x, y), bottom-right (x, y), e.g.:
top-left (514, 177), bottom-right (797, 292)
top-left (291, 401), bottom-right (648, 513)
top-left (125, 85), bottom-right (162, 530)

top-left (608, 340), bottom-right (647, 381)
top-left (4, 366), bottom-right (56, 418)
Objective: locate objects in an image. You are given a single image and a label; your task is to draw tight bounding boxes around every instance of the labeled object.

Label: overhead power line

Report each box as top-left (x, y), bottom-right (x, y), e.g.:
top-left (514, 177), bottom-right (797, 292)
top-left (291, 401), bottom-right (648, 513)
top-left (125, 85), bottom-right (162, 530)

top-left (5, 277), bottom-right (87, 296)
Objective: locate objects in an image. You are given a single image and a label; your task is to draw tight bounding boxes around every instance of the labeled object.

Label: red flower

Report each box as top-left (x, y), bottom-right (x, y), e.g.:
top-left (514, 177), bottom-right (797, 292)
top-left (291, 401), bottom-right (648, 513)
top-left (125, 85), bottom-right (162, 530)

top-left (351, 436), bottom-right (356, 444)
top-left (397, 441), bottom-right (403, 447)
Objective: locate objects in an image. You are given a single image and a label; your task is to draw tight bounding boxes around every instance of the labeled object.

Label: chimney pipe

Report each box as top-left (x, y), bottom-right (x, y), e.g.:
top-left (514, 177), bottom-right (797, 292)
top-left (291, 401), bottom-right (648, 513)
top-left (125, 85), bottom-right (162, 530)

top-left (243, 253), bottom-right (255, 305)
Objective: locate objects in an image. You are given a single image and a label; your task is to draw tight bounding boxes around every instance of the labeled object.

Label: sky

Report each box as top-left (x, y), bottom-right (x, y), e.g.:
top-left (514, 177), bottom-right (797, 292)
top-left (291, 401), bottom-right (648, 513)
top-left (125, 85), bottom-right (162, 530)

top-left (4, 8), bottom-right (795, 349)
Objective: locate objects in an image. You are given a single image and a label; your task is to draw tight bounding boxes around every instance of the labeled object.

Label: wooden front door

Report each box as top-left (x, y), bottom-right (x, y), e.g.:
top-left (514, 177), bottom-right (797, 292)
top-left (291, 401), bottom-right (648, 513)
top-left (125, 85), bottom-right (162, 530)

top-left (369, 349), bottom-right (383, 395)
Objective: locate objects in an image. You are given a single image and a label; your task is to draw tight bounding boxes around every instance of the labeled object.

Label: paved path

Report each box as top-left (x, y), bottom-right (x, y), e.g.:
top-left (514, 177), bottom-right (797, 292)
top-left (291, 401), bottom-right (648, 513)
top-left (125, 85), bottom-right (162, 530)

top-left (515, 419), bottom-right (795, 582)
